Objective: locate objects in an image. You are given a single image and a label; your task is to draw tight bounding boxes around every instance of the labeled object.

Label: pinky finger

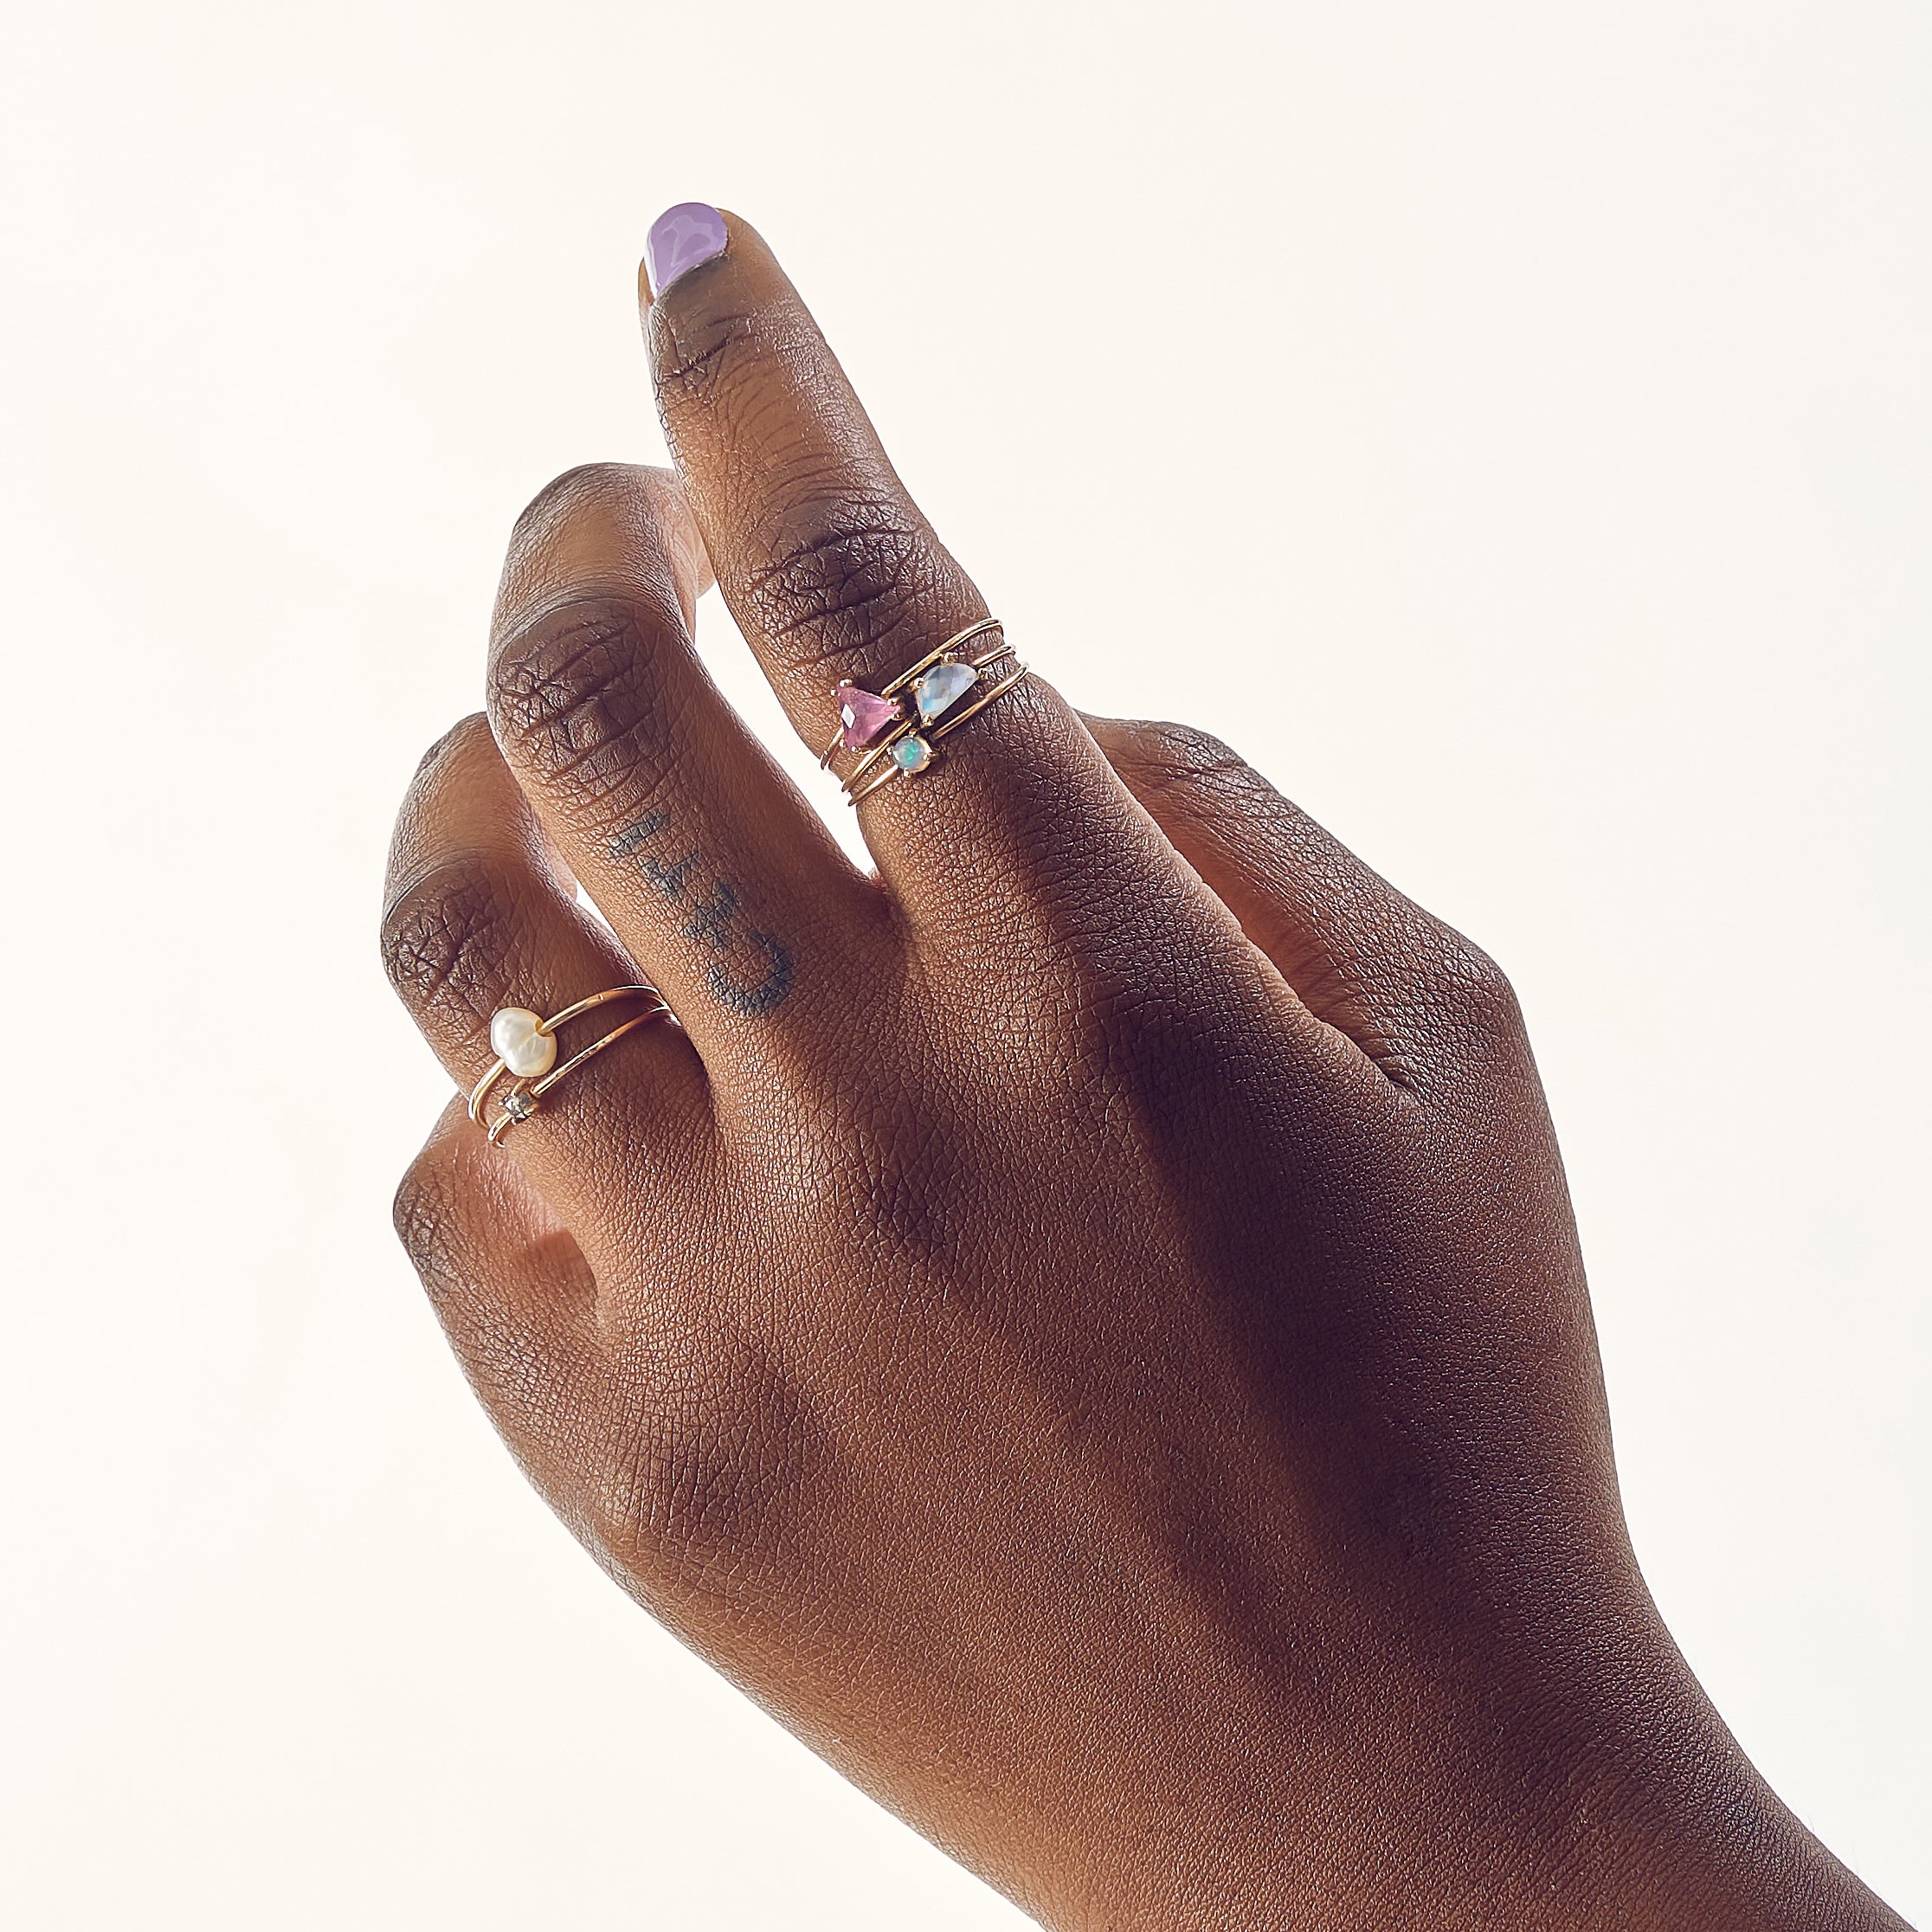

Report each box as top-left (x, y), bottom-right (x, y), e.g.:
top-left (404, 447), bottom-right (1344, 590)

top-left (393, 1097), bottom-right (609, 1490)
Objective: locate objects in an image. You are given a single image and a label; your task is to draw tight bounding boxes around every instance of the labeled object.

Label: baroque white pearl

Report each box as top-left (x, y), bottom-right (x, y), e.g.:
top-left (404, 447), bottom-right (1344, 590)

top-left (489, 1007), bottom-right (557, 1080)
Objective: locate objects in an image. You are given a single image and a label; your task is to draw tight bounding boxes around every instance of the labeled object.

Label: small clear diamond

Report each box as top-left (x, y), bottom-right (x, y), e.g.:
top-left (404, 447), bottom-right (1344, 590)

top-left (503, 1089), bottom-right (539, 1122)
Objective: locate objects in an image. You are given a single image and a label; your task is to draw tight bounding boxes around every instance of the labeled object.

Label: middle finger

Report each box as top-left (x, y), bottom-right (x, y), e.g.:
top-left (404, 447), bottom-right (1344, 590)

top-left (486, 461), bottom-right (892, 1084)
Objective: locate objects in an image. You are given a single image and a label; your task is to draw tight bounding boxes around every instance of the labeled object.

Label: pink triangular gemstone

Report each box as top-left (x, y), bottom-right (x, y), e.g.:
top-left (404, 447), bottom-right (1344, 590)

top-left (835, 681), bottom-right (902, 750)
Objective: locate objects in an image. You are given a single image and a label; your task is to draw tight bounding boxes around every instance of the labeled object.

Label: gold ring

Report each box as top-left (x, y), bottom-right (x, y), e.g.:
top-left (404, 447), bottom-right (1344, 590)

top-left (819, 617), bottom-right (1028, 806)
top-left (468, 985), bottom-right (671, 1145)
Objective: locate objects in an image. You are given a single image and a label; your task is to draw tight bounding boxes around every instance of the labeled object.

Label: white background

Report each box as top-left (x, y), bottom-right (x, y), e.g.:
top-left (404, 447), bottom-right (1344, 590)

top-left (2, 2), bottom-right (1925, 1924)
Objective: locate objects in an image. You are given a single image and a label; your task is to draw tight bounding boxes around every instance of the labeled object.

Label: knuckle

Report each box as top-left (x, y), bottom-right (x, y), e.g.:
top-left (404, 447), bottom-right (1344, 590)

top-left (392, 1155), bottom-right (565, 1415)
top-left (488, 594), bottom-right (684, 821)
top-left (391, 1156), bottom-right (455, 1284)
top-left (744, 501), bottom-right (945, 668)
top-left (378, 858), bottom-right (513, 1031)
top-left (651, 301), bottom-right (760, 402)
top-left (1430, 931), bottom-right (1523, 1035)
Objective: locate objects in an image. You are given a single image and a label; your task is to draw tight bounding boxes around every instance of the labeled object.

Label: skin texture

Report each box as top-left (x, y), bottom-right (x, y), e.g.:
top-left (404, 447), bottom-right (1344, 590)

top-left (380, 214), bottom-right (1910, 1930)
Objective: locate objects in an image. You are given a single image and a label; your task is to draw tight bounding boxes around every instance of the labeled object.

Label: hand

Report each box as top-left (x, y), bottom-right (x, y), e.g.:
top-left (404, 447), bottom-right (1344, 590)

top-left (381, 210), bottom-right (1905, 1931)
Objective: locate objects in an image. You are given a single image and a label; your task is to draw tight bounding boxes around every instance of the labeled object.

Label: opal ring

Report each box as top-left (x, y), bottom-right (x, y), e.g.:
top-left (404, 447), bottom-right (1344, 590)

top-left (468, 985), bottom-right (671, 1145)
top-left (820, 617), bottom-right (1028, 806)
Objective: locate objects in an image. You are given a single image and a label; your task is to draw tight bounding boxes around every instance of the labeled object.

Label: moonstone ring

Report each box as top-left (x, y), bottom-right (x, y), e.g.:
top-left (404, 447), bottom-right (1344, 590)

top-left (467, 985), bottom-right (672, 1144)
top-left (819, 618), bottom-right (1027, 806)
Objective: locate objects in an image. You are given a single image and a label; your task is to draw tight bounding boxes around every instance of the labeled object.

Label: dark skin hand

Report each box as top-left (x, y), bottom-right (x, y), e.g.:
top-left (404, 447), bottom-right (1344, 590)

top-left (381, 211), bottom-right (1909, 1930)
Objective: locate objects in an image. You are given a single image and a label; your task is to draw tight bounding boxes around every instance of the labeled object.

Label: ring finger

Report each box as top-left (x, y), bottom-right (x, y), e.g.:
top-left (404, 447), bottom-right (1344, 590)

top-left (485, 462), bottom-right (893, 1089)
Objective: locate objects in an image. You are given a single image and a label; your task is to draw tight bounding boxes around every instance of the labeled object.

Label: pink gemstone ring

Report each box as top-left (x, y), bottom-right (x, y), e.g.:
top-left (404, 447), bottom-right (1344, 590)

top-left (818, 618), bottom-right (1028, 806)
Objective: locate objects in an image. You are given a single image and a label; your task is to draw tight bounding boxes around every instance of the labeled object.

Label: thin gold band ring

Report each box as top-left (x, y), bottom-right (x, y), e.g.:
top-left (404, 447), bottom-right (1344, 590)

top-left (468, 985), bottom-right (671, 1145)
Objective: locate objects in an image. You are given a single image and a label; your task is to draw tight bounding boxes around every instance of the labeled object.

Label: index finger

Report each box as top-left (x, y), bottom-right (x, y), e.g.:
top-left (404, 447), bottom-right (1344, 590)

top-left (640, 206), bottom-right (1156, 931)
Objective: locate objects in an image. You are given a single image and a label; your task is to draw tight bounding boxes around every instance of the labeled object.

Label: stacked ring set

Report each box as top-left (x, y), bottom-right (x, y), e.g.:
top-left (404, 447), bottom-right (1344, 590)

top-left (470, 986), bottom-right (671, 1144)
top-left (819, 617), bottom-right (1026, 804)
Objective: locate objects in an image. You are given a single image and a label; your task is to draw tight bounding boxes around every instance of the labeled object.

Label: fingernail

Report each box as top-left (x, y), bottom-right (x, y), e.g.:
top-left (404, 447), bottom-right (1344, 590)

top-left (645, 203), bottom-right (728, 299)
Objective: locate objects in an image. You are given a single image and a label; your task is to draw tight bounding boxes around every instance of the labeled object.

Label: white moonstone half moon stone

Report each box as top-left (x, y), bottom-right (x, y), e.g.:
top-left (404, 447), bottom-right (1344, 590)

top-left (490, 1007), bottom-right (557, 1079)
top-left (913, 659), bottom-right (977, 722)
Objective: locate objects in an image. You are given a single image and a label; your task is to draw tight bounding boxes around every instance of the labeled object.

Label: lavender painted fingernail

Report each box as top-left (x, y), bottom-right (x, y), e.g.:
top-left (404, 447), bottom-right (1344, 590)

top-left (646, 203), bottom-right (728, 298)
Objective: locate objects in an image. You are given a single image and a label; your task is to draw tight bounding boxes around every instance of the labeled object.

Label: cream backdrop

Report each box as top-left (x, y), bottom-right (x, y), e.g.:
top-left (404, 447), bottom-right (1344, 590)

top-left (2, 2), bottom-right (1925, 1925)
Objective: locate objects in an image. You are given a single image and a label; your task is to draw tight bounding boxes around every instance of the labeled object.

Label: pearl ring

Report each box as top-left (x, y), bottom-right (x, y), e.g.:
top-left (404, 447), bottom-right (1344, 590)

top-left (467, 985), bottom-right (671, 1144)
